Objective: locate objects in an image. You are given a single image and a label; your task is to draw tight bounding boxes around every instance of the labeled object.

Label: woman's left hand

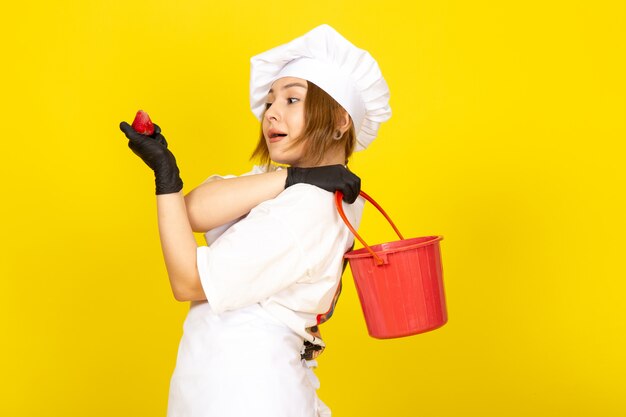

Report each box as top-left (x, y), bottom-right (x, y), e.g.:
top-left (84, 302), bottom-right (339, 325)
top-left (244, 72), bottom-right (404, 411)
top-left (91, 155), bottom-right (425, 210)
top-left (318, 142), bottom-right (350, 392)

top-left (285, 164), bottom-right (361, 203)
top-left (119, 122), bottom-right (184, 195)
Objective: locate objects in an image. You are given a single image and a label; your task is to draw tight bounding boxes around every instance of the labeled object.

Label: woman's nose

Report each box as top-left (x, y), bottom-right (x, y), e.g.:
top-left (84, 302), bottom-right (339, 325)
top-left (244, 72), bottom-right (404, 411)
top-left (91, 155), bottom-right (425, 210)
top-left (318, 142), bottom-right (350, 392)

top-left (265, 104), bottom-right (279, 121)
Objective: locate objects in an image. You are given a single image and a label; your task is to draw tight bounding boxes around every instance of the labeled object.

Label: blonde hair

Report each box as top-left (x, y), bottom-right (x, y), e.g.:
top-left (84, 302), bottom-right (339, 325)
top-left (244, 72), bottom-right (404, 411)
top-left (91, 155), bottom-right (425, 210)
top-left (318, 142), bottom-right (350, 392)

top-left (251, 81), bottom-right (356, 169)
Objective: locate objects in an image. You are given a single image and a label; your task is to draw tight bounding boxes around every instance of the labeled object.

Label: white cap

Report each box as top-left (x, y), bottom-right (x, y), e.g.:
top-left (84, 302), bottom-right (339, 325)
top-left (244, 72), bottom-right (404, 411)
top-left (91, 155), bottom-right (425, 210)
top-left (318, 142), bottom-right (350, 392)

top-left (250, 24), bottom-right (391, 151)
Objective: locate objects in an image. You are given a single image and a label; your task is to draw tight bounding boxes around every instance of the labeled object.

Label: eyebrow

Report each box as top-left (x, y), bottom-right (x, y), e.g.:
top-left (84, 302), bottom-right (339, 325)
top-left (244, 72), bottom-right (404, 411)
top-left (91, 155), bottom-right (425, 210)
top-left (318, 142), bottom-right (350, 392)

top-left (268, 82), bottom-right (307, 94)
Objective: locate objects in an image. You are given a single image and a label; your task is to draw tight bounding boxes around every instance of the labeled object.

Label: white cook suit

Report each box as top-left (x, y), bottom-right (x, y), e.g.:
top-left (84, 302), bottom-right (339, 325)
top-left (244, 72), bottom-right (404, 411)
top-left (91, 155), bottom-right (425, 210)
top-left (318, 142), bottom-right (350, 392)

top-left (167, 166), bottom-right (364, 417)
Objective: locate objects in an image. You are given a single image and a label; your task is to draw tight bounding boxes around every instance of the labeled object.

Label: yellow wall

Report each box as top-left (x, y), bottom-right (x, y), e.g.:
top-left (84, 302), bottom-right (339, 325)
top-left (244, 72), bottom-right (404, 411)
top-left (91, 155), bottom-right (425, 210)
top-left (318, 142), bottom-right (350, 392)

top-left (1, 1), bottom-right (624, 415)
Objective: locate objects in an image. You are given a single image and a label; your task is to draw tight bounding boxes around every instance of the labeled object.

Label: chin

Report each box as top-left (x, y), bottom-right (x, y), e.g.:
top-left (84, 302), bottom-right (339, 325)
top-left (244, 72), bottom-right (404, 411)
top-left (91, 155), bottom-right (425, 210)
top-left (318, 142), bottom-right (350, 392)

top-left (269, 152), bottom-right (298, 166)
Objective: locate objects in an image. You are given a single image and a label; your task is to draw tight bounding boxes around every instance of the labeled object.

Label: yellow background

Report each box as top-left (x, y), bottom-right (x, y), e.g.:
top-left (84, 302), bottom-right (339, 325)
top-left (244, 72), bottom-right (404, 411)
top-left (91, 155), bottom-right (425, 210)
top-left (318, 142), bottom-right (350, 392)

top-left (1, 0), bottom-right (625, 415)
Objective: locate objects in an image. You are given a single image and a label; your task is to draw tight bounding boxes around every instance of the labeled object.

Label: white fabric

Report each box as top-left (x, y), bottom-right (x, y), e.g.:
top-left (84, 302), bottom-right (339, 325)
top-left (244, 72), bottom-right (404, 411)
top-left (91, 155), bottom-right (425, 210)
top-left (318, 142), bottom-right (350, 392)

top-left (249, 24), bottom-right (392, 151)
top-left (168, 303), bottom-right (325, 417)
top-left (167, 166), bottom-right (363, 416)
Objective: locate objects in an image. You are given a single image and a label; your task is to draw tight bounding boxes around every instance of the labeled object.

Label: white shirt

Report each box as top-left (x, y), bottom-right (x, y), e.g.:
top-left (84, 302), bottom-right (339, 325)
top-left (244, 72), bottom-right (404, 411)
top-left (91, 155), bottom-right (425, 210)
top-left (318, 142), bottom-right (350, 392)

top-left (195, 166), bottom-right (364, 341)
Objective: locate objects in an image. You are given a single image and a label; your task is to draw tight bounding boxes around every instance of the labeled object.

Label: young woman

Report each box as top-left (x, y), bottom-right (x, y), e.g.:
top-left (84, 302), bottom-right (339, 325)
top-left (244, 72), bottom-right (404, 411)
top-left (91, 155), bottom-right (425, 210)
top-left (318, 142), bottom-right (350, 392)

top-left (119, 24), bottom-right (391, 417)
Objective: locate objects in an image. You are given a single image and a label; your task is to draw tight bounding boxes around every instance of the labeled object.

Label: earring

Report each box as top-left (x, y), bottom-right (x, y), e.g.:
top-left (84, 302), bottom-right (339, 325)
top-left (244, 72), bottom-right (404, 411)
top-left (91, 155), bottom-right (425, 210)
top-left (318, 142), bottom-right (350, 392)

top-left (333, 130), bottom-right (342, 140)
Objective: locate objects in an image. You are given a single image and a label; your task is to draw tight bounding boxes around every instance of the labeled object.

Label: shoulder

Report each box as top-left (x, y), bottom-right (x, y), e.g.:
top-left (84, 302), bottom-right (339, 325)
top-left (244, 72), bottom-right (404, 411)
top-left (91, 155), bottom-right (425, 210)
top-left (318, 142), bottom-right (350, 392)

top-left (275, 183), bottom-right (365, 215)
top-left (242, 184), bottom-right (336, 233)
top-left (266, 184), bottom-right (335, 215)
top-left (201, 165), bottom-right (269, 184)
top-left (254, 184), bottom-right (364, 235)
top-left (263, 183), bottom-right (365, 221)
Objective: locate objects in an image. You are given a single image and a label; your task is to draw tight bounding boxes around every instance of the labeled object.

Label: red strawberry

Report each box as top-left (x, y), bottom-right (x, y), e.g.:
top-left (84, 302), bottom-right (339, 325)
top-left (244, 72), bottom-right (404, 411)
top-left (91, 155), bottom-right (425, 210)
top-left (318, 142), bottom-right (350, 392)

top-left (131, 110), bottom-right (155, 135)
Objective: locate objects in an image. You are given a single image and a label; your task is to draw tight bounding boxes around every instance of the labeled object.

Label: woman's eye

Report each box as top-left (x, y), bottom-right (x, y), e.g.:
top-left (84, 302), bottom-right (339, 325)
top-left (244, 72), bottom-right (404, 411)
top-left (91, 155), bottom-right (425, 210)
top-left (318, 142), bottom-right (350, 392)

top-left (288, 98), bottom-right (300, 104)
top-left (265, 102), bottom-right (273, 110)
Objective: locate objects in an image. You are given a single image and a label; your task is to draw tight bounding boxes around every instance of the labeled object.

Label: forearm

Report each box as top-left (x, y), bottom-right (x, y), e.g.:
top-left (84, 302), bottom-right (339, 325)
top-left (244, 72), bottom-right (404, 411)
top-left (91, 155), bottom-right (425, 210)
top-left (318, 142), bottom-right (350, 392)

top-left (157, 192), bottom-right (206, 301)
top-left (185, 170), bottom-right (288, 232)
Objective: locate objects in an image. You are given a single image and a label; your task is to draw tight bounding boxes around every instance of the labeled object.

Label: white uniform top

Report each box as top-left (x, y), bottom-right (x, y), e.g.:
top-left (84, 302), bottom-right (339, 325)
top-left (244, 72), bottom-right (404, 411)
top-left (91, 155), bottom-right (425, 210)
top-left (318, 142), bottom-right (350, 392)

top-left (166, 166), bottom-right (363, 416)
top-left (196, 166), bottom-right (364, 341)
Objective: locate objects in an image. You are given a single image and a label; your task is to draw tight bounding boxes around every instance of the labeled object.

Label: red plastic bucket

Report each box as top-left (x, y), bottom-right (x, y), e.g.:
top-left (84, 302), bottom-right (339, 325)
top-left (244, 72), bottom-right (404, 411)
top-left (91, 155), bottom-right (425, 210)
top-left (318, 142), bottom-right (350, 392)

top-left (335, 191), bottom-right (447, 339)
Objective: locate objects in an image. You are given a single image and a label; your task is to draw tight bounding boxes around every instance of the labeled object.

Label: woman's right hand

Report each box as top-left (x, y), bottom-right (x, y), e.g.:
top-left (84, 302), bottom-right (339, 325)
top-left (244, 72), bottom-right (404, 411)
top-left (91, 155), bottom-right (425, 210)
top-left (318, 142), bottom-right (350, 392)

top-left (119, 122), bottom-right (184, 195)
top-left (285, 165), bottom-right (361, 203)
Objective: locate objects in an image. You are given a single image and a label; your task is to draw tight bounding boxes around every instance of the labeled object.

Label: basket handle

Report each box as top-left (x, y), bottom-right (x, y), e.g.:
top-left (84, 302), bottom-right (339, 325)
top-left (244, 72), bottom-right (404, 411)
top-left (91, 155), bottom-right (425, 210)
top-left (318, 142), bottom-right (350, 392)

top-left (335, 190), bottom-right (405, 266)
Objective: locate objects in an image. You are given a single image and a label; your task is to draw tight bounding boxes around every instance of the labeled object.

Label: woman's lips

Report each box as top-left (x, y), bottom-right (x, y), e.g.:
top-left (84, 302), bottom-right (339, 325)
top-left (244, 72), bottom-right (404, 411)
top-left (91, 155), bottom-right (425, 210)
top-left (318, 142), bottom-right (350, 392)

top-left (267, 129), bottom-right (287, 143)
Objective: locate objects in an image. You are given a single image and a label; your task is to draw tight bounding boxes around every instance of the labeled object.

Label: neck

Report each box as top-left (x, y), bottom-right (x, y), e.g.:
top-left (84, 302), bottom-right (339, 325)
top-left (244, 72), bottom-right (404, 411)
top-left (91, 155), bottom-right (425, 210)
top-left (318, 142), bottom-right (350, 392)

top-left (292, 151), bottom-right (346, 168)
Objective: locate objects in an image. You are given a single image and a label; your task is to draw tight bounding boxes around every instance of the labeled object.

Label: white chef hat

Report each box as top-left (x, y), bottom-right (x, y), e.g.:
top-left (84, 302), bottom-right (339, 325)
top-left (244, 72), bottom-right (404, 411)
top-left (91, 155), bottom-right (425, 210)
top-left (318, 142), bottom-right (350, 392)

top-left (250, 24), bottom-right (392, 151)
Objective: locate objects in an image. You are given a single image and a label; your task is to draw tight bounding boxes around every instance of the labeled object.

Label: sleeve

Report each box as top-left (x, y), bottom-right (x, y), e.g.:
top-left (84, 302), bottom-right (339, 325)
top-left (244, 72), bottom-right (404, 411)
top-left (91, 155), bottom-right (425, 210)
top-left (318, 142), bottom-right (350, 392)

top-left (196, 186), bottom-right (320, 314)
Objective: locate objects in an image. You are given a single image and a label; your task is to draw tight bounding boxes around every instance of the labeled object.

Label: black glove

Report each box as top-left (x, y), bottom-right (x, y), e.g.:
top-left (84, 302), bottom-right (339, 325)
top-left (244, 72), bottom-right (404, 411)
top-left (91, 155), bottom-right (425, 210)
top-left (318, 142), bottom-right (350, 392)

top-left (119, 122), bottom-right (183, 195)
top-left (286, 164), bottom-right (361, 203)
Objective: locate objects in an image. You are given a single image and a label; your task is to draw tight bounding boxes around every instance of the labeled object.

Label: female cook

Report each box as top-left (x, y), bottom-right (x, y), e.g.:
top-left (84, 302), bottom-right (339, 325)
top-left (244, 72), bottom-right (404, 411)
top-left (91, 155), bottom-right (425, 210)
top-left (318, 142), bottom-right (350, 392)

top-left (119, 24), bottom-right (391, 417)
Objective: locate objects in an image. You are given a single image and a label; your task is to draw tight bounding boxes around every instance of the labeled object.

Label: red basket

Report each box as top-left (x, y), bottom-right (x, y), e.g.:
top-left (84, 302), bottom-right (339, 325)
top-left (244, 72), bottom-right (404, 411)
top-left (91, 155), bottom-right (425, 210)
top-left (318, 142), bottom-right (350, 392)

top-left (335, 191), bottom-right (447, 339)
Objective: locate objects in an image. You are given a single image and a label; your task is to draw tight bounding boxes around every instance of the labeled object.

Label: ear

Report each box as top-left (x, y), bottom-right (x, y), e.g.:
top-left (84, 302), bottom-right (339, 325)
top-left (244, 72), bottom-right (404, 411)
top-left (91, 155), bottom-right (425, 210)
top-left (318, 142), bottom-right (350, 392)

top-left (337, 110), bottom-right (352, 135)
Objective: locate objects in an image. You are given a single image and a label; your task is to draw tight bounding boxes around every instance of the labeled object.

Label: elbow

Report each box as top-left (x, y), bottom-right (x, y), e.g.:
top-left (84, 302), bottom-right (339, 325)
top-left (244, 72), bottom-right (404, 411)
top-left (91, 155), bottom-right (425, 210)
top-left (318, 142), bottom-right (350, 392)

top-left (184, 193), bottom-right (208, 233)
top-left (188, 218), bottom-right (205, 234)
top-left (170, 280), bottom-right (186, 302)
top-left (172, 288), bottom-right (197, 302)
top-left (172, 285), bottom-right (189, 302)
top-left (171, 277), bottom-right (207, 302)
